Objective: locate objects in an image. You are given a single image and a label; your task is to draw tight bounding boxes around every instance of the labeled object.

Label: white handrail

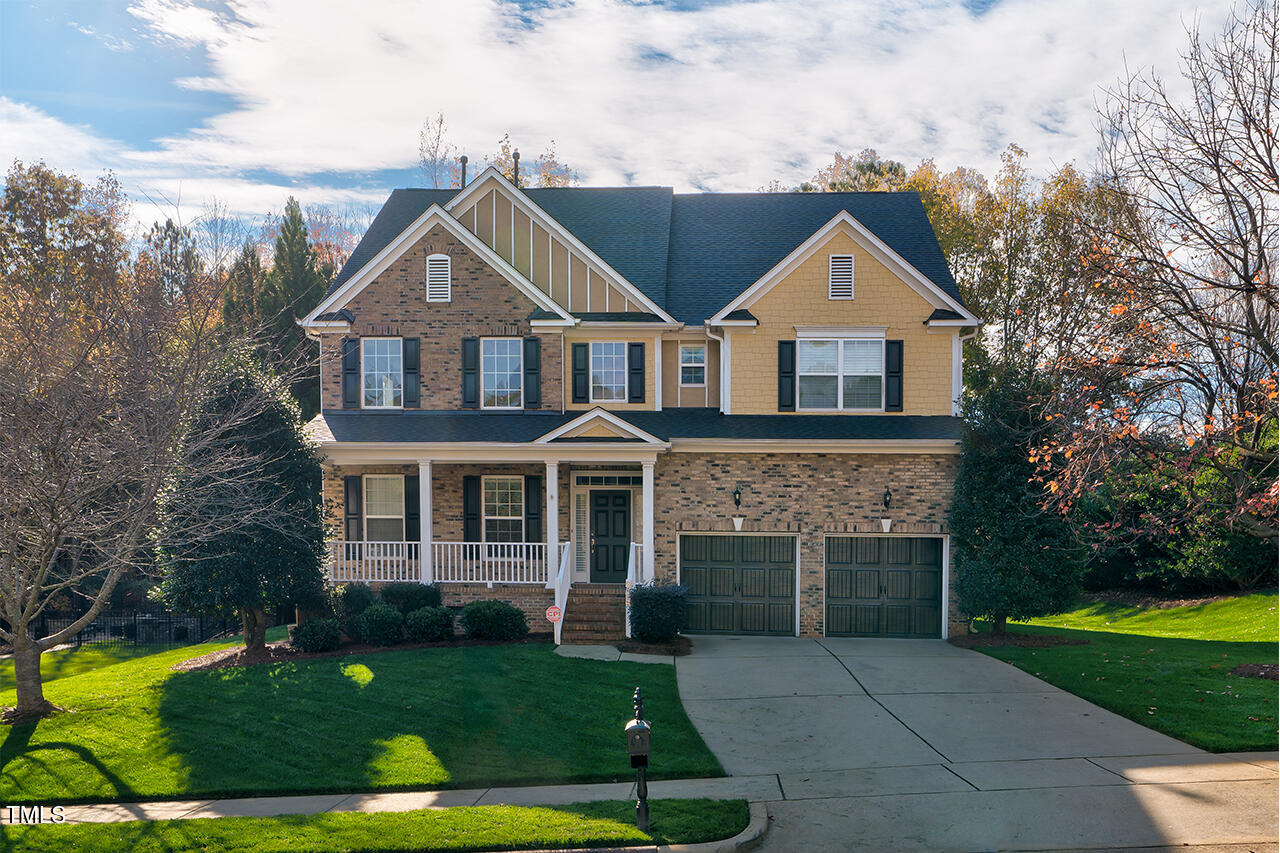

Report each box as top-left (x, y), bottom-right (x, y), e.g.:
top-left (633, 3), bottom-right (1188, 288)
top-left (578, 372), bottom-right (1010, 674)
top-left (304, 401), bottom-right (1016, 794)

top-left (624, 541), bottom-right (642, 639)
top-left (329, 541), bottom-right (548, 586)
top-left (552, 542), bottom-right (572, 645)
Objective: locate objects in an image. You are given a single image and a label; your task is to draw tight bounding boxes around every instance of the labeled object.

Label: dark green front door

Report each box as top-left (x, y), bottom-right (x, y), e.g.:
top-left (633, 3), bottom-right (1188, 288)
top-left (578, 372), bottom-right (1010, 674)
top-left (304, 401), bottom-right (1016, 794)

top-left (825, 537), bottom-right (942, 637)
top-left (681, 535), bottom-right (795, 635)
top-left (590, 490), bottom-right (631, 583)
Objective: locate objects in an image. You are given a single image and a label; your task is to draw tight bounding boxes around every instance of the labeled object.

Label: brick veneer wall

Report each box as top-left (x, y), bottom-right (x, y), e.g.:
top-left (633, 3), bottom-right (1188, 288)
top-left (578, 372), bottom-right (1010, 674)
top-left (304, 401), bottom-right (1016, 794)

top-left (318, 224), bottom-right (563, 411)
top-left (438, 583), bottom-right (555, 634)
top-left (651, 452), bottom-right (966, 638)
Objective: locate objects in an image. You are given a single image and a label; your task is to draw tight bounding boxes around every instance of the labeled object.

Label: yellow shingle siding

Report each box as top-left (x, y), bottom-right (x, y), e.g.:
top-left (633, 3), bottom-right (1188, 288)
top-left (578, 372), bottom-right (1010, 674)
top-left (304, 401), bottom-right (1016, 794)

top-left (729, 231), bottom-right (956, 416)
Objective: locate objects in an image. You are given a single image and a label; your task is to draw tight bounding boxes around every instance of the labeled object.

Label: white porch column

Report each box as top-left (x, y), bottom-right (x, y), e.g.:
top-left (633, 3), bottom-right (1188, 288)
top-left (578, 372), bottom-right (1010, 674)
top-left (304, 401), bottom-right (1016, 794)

top-left (641, 460), bottom-right (655, 582)
top-left (545, 462), bottom-right (559, 587)
top-left (419, 461), bottom-right (433, 583)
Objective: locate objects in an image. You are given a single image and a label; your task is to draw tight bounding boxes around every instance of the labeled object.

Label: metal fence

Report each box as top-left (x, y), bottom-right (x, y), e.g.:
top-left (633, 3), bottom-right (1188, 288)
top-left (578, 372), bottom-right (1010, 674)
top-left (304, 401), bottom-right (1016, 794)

top-left (33, 610), bottom-right (240, 650)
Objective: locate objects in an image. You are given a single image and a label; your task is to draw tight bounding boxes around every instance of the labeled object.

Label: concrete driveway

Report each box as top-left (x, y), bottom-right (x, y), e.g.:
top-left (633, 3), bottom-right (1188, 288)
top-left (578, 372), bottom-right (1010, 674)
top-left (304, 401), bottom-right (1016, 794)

top-left (671, 636), bottom-right (1278, 852)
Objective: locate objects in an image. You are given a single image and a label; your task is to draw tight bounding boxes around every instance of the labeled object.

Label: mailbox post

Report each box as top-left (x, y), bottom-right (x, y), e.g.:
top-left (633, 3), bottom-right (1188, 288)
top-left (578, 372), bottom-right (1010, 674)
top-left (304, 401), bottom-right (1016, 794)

top-left (625, 687), bottom-right (651, 832)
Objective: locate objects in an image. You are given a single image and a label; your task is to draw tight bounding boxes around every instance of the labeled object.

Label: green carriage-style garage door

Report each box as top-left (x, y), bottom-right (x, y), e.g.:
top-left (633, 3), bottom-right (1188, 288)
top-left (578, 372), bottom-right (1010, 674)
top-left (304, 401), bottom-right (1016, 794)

top-left (826, 537), bottom-right (943, 638)
top-left (681, 535), bottom-right (796, 636)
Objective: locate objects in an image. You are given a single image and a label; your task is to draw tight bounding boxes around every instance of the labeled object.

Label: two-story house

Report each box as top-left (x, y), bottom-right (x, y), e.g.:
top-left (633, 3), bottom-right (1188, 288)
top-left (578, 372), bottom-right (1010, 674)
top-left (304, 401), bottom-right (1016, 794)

top-left (300, 166), bottom-right (979, 642)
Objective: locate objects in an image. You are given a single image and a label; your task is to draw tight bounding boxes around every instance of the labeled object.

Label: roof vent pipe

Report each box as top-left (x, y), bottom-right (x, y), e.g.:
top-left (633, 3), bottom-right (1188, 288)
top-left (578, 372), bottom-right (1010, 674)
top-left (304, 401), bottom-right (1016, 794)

top-left (512, 149), bottom-right (520, 188)
top-left (459, 155), bottom-right (468, 188)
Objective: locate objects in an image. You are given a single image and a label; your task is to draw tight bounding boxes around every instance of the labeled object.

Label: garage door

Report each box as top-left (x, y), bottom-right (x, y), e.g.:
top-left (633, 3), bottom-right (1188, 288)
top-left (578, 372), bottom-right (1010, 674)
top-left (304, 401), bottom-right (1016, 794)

top-left (826, 537), bottom-right (942, 638)
top-left (681, 535), bottom-right (795, 635)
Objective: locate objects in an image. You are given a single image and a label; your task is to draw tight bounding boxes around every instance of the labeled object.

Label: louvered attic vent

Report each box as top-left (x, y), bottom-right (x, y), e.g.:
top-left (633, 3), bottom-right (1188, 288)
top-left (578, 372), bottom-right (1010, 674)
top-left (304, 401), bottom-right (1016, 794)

top-left (828, 254), bottom-right (854, 300)
top-left (426, 253), bottom-right (451, 301)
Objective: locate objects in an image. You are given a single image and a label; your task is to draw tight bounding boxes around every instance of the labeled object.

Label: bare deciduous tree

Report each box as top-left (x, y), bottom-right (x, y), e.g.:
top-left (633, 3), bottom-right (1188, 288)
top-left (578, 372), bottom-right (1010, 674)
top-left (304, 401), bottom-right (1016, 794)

top-left (418, 112), bottom-right (456, 189)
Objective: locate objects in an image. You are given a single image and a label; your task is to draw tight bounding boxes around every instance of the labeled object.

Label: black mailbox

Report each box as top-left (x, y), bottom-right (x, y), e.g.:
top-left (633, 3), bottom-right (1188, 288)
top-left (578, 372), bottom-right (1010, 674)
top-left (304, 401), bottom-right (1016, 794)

top-left (625, 718), bottom-right (651, 768)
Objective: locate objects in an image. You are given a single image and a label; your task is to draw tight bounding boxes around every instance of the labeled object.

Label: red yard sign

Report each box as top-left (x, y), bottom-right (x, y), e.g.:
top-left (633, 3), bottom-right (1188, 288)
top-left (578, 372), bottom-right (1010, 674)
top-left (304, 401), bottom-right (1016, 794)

top-left (545, 605), bottom-right (562, 623)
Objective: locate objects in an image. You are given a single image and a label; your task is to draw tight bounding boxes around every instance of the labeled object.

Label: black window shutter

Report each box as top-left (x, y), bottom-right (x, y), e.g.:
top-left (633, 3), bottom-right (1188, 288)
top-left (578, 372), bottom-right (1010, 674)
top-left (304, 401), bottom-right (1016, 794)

top-left (627, 342), bottom-right (646, 403)
top-left (524, 475), bottom-right (543, 542)
top-left (778, 340), bottom-right (796, 411)
top-left (461, 337), bottom-right (479, 408)
top-left (403, 338), bottom-right (420, 408)
top-left (463, 476), bottom-right (481, 541)
top-left (885, 340), bottom-right (904, 412)
top-left (342, 338), bottom-right (360, 409)
top-left (523, 337), bottom-right (541, 409)
top-left (344, 476), bottom-right (363, 540)
top-left (571, 343), bottom-right (589, 404)
top-left (405, 474), bottom-right (421, 541)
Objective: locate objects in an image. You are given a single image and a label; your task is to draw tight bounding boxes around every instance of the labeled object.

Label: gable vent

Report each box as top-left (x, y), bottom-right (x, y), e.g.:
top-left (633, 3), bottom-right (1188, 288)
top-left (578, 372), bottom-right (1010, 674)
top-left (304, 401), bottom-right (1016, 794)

top-left (426, 253), bottom-right (451, 302)
top-left (829, 254), bottom-right (854, 300)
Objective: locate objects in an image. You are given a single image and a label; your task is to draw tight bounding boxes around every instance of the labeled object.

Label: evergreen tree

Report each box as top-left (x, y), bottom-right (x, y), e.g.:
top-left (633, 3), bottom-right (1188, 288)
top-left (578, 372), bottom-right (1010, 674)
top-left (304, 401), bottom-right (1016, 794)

top-left (269, 197), bottom-right (332, 420)
top-left (220, 240), bottom-right (267, 332)
top-left (157, 354), bottom-right (327, 652)
top-left (951, 360), bottom-right (1083, 633)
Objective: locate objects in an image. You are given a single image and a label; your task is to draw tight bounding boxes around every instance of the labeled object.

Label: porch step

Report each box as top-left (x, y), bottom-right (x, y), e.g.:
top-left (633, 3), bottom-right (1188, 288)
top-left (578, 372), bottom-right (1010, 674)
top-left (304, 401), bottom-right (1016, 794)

top-left (562, 585), bottom-right (626, 644)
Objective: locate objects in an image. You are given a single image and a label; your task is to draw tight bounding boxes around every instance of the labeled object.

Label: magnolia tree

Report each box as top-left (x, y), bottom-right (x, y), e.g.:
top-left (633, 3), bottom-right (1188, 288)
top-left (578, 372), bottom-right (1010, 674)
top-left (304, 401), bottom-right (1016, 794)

top-left (0, 162), bottom-right (292, 722)
top-left (1036, 2), bottom-right (1278, 545)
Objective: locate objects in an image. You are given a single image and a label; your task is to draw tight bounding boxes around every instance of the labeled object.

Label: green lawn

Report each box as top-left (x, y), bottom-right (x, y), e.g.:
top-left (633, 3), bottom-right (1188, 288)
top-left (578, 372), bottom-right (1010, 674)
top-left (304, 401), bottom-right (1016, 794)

top-left (0, 799), bottom-right (749, 853)
top-left (1020, 591), bottom-right (1278, 642)
top-left (0, 645), bottom-right (162, 694)
top-left (0, 641), bottom-right (722, 804)
top-left (975, 592), bottom-right (1279, 752)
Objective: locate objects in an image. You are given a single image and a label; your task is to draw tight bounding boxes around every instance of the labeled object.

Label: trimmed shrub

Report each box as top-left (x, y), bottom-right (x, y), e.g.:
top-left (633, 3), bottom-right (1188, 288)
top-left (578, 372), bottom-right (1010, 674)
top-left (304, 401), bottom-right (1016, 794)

top-left (290, 617), bottom-right (341, 653)
top-left (629, 582), bottom-right (688, 643)
top-left (357, 603), bottom-right (404, 646)
top-left (333, 582), bottom-right (376, 639)
top-left (406, 606), bottom-right (455, 642)
top-left (459, 600), bottom-right (528, 641)
top-left (381, 582), bottom-right (443, 615)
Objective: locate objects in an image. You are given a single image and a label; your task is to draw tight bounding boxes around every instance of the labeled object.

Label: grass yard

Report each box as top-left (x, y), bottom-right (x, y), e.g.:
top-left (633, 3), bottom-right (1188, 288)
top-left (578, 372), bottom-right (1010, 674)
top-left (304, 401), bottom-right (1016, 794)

top-left (975, 592), bottom-right (1279, 752)
top-left (0, 645), bottom-right (161, 693)
top-left (0, 799), bottom-right (750, 853)
top-left (0, 641), bottom-right (722, 805)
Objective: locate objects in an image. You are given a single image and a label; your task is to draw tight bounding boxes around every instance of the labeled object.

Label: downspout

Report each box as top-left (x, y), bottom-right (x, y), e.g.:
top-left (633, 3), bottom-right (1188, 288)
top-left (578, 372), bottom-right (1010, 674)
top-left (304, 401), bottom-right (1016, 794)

top-left (705, 325), bottom-right (726, 415)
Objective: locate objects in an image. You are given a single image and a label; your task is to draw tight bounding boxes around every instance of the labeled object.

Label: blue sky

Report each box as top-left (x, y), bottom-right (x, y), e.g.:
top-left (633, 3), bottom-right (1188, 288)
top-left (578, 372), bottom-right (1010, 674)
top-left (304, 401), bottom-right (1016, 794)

top-left (0, 0), bottom-right (1223, 227)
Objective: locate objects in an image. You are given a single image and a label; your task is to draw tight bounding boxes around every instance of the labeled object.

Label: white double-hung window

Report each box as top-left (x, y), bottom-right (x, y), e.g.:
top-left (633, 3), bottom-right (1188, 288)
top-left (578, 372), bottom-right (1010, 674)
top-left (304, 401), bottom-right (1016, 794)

top-left (679, 344), bottom-right (706, 386)
top-left (362, 338), bottom-right (403, 408)
top-left (797, 338), bottom-right (884, 410)
top-left (590, 342), bottom-right (627, 402)
top-left (483, 477), bottom-right (524, 543)
top-left (364, 475), bottom-right (405, 541)
top-left (481, 338), bottom-right (523, 408)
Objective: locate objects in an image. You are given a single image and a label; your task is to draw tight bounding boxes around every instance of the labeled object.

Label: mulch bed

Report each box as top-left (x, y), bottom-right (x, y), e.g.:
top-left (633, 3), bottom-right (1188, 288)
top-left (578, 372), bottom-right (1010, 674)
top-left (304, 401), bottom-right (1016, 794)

top-left (173, 633), bottom-right (554, 673)
top-left (949, 632), bottom-right (1090, 649)
top-left (615, 635), bottom-right (693, 656)
top-left (1231, 663), bottom-right (1279, 681)
top-left (1077, 590), bottom-right (1241, 610)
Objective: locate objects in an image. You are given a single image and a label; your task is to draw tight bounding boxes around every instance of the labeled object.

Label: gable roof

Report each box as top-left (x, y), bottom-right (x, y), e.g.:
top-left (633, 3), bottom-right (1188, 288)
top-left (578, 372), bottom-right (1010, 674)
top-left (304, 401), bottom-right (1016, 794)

top-left (317, 186), bottom-right (968, 325)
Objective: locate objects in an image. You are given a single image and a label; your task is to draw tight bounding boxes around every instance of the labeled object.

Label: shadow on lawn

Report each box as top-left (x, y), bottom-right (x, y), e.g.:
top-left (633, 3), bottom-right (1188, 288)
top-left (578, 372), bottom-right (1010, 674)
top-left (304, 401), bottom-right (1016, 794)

top-left (1, 719), bottom-right (138, 802)
top-left (153, 644), bottom-right (719, 801)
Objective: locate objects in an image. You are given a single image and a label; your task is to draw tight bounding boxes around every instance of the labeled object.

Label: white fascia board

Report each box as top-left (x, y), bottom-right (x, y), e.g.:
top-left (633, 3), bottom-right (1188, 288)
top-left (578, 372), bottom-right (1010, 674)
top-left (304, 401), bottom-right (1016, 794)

top-left (708, 319), bottom-right (757, 328)
top-left (667, 438), bottom-right (961, 454)
top-left (572, 321), bottom-right (681, 332)
top-left (533, 408), bottom-right (666, 444)
top-left (927, 319), bottom-right (980, 327)
top-left (709, 212), bottom-right (979, 324)
top-left (445, 168), bottom-right (678, 324)
top-left (318, 441), bottom-right (666, 465)
top-left (302, 204), bottom-right (572, 324)
top-left (530, 318), bottom-right (579, 329)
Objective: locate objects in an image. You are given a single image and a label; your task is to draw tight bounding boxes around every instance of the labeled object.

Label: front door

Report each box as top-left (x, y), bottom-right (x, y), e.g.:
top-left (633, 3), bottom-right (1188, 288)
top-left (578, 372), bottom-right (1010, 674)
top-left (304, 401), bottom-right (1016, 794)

top-left (589, 490), bottom-right (631, 583)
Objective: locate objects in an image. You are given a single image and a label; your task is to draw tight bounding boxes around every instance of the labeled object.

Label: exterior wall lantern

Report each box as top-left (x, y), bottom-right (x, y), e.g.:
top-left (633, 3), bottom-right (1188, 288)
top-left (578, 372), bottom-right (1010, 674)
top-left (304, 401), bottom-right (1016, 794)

top-left (880, 487), bottom-right (893, 533)
top-left (731, 487), bottom-right (744, 531)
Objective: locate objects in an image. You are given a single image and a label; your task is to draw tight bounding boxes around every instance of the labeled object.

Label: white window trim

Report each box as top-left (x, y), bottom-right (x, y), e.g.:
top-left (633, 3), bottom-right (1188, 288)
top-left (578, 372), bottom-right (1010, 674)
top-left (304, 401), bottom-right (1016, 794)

top-left (480, 337), bottom-right (524, 410)
top-left (361, 337), bottom-right (404, 410)
top-left (797, 338), bottom-right (886, 412)
top-left (828, 254), bottom-right (854, 300)
top-left (481, 475), bottom-right (525, 543)
top-left (679, 344), bottom-right (707, 388)
top-left (426, 253), bottom-right (451, 302)
top-left (363, 474), bottom-right (405, 542)
top-left (589, 341), bottom-right (628, 404)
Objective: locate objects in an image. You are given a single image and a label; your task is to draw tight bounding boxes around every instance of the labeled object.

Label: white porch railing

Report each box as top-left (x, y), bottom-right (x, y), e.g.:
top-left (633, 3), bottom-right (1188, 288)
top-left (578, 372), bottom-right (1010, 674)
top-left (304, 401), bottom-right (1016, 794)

top-left (328, 541), bottom-right (549, 587)
top-left (551, 542), bottom-right (572, 646)
top-left (624, 541), bottom-right (642, 639)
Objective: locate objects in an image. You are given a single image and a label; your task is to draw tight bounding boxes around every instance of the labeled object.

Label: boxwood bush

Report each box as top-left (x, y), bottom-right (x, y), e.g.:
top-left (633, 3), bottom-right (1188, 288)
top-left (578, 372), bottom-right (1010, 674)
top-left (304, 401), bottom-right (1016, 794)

top-left (290, 617), bottom-right (342, 653)
top-left (459, 600), bottom-right (529, 641)
top-left (406, 606), bottom-right (455, 642)
top-left (333, 582), bottom-right (377, 639)
top-left (380, 582), bottom-right (443, 614)
top-left (629, 582), bottom-right (688, 643)
top-left (356, 603), bottom-right (404, 646)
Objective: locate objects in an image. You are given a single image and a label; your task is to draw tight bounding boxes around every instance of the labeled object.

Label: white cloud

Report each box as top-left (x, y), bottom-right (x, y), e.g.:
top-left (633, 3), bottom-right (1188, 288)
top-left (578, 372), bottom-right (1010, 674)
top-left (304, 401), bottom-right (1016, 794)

top-left (14, 0), bottom-right (1219, 216)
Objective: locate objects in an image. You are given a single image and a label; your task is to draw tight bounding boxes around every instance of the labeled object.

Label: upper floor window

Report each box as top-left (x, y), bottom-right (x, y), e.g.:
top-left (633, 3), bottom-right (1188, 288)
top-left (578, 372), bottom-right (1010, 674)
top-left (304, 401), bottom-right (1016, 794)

top-left (483, 476), bottom-right (524, 543)
top-left (798, 339), bottom-right (883, 410)
top-left (426, 253), bottom-right (451, 301)
top-left (828, 254), bottom-right (854, 300)
top-left (362, 337), bottom-right (403, 408)
top-left (364, 474), bottom-right (405, 541)
top-left (590, 342), bottom-right (627, 402)
top-left (481, 338), bottom-right (523, 409)
top-left (679, 344), bottom-right (706, 386)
